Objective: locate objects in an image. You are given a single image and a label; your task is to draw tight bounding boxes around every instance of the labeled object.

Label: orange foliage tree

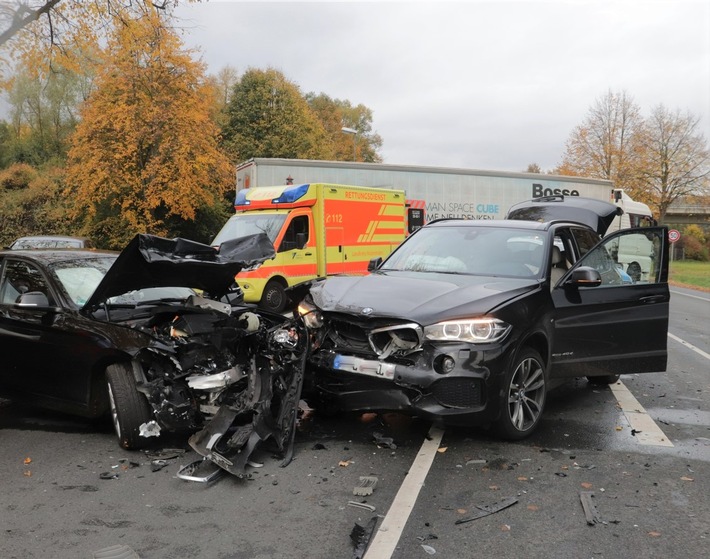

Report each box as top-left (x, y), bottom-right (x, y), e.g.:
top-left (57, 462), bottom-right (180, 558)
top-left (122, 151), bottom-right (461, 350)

top-left (66, 7), bottom-right (233, 248)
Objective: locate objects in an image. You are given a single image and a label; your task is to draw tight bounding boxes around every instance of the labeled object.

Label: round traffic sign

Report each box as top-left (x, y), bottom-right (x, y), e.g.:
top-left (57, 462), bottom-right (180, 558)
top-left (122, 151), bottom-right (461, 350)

top-left (668, 229), bottom-right (681, 243)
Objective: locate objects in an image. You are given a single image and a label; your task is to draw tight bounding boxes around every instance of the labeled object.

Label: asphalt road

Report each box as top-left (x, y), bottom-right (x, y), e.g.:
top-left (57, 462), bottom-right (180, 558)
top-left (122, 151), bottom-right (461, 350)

top-left (1, 287), bottom-right (708, 559)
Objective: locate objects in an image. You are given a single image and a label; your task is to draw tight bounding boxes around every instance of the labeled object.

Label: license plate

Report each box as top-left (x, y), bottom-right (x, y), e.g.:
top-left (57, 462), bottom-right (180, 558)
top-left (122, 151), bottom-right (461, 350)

top-left (332, 354), bottom-right (396, 380)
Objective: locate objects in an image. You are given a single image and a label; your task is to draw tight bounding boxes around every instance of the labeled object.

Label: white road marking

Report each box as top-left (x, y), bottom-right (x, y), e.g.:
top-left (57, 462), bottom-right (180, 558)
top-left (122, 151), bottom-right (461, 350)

top-left (609, 381), bottom-right (674, 447)
top-left (670, 289), bottom-right (710, 302)
top-left (364, 425), bottom-right (445, 559)
top-left (668, 332), bottom-right (710, 360)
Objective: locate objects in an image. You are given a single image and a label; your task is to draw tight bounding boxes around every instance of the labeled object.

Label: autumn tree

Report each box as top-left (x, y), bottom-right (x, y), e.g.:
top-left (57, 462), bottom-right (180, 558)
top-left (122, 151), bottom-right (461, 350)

top-left (306, 93), bottom-right (383, 162)
top-left (0, 162), bottom-right (77, 246)
top-left (557, 90), bottom-right (645, 198)
top-left (635, 105), bottom-right (710, 222)
top-left (66, 7), bottom-right (233, 248)
top-left (222, 68), bottom-right (334, 162)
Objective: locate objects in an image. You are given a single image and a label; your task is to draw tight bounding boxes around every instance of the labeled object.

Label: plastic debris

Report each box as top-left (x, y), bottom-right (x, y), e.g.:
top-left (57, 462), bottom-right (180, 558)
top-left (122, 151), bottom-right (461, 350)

top-left (92, 544), bottom-right (141, 558)
top-left (139, 420), bottom-right (161, 438)
top-left (350, 517), bottom-right (378, 559)
top-left (176, 459), bottom-right (224, 483)
top-left (353, 476), bottom-right (379, 496)
top-left (579, 491), bottom-right (602, 525)
top-left (372, 431), bottom-right (397, 449)
top-left (348, 501), bottom-right (376, 512)
top-left (455, 496), bottom-right (518, 524)
top-left (421, 544), bottom-right (436, 555)
top-left (99, 471), bottom-right (119, 480)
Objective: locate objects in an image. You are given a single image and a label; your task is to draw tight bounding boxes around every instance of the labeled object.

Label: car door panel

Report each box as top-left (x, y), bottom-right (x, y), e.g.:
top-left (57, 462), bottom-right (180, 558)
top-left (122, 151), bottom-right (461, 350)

top-left (549, 226), bottom-right (669, 378)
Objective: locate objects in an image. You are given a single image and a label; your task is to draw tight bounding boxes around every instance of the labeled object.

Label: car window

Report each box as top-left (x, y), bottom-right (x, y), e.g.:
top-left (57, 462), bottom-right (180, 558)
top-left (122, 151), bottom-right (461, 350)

top-left (0, 259), bottom-right (55, 305)
top-left (576, 228), bottom-right (666, 286)
top-left (570, 227), bottom-right (600, 258)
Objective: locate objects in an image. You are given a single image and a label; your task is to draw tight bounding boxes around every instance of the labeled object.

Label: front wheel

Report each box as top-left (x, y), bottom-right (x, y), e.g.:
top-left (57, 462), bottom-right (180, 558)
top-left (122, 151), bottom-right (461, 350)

top-left (496, 348), bottom-right (546, 440)
top-left (260, 280), bottom-right (288, 313)
top-left (106, 363), bottom-right (153, 450)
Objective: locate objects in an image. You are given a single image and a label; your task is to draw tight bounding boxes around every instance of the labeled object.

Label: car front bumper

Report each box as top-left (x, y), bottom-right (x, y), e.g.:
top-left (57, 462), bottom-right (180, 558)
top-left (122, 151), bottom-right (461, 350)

top-left (308, 340), bottom-right (514, 426)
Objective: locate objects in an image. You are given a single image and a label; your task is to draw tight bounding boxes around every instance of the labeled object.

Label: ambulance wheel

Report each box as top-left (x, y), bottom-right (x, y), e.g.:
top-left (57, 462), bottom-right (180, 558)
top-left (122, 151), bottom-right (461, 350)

top-left (261, 280), bottom-right (288, 313)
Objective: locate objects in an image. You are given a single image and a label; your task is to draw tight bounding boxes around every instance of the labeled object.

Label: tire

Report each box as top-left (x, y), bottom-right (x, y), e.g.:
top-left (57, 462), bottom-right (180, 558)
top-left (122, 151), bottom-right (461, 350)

top-left (587, 374), bottom-right (620, 385)
top-left (260, 280), bottom-right (288, 313)
top-left (627, 262), bottom-right (641, 282)
top-left (106, 363), bottom-right (153, 450)
top-left (496, 348), bottom-right (546, 440)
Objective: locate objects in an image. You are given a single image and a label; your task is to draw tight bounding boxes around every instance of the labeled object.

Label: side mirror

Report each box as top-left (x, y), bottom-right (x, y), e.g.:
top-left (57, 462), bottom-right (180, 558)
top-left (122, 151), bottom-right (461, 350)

top-left (17, 291), bottom-right (60, 311)
top-left (565, 266), bottom-right (602, 288)
top-left (367, 257), bottom-right (383, 272)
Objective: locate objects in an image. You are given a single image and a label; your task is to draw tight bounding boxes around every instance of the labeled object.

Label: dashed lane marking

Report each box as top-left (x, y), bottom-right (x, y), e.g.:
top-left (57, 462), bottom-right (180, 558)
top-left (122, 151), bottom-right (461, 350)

top-left (609, 381), bottom-right (674, 447)
top-left (364, 425), bottom-right (445, 559)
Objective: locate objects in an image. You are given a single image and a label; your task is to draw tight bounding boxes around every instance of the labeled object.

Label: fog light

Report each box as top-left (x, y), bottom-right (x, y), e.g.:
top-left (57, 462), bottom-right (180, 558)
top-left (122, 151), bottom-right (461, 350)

top-left (434, 354), bottom-right (456, 374)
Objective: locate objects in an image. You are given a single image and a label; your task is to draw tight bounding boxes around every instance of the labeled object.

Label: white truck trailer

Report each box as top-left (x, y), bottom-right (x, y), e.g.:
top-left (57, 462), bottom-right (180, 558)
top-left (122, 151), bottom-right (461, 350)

top-left (235, 158), bottom-right (616, 221)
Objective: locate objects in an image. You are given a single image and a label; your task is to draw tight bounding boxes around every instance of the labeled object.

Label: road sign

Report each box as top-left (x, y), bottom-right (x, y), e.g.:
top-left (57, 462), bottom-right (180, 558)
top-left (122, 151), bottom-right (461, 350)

top-left (668, 229), bottom-right (681, 243)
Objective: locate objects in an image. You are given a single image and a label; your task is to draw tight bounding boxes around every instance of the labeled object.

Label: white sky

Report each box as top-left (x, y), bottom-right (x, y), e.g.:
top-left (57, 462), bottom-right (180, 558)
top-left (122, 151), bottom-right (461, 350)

top-left (178, 0), bottom-right (709, 172)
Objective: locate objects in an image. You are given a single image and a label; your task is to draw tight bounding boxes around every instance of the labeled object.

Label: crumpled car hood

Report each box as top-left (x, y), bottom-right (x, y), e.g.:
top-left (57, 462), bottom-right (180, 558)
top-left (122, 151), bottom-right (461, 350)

top-left (309, 271), bottom-right (540, 324)
top-left (84, 233), bottom-right (275, 309)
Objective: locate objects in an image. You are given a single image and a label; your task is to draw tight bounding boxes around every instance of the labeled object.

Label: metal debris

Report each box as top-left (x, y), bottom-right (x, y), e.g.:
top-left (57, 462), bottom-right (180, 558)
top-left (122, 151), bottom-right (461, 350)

top-left (455, 496), bottom-right (519, 524)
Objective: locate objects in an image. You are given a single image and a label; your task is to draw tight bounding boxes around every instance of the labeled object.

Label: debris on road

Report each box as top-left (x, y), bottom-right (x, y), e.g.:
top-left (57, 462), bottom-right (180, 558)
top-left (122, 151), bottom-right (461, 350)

top-left (350, 517), bottom-right (378, 559)
top-left (348, 501), bottom-right (376, 512)
top-left (455, 496), bottom-right (518, 524)
top-left (176, 458), bottom-right (224, 483)
top-left (92, 544), bottom-right (141, 558)
top-left (579, 491), bottom-right (602, 525)
top-left (353, 476), bottom-right (378, 496)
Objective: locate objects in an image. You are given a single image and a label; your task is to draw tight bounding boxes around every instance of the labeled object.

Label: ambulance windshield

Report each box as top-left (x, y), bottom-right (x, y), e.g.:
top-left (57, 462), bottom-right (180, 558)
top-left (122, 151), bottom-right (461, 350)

top-left (211, 213), bottom-right (287, 246)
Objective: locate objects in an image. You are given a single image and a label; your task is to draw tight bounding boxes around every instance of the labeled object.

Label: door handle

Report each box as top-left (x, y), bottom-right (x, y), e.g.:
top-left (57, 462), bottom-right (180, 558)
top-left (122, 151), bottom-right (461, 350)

top-left (639, 295), bottom-right (665, 304)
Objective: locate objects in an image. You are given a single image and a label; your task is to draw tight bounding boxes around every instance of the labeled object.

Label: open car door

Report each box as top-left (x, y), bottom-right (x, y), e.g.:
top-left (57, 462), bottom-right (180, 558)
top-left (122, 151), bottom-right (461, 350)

top-left (550, 226), bottom-right (669, 378)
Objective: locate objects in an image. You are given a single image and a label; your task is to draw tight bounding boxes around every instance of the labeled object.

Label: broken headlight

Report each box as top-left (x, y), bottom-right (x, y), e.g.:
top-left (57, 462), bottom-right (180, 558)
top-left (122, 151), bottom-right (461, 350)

top-left (297, 300), bottom-right (323, 329)
top-left (424, 318), bottom-right (511, 343)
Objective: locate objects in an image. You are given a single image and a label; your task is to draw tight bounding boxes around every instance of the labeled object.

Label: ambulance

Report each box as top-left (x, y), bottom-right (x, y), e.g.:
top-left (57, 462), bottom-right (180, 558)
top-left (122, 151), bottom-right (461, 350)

top-left (211, 183), bottom-right (412, 312)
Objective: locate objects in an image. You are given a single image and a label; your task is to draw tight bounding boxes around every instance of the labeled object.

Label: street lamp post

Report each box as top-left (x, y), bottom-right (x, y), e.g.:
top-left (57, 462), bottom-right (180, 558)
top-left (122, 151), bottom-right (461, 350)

top-left (341, 127), bottom-right (357, 161)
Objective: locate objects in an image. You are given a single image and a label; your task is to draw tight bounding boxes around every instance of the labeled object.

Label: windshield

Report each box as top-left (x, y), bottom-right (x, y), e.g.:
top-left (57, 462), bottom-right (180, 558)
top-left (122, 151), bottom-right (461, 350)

top-left (212, 212), bottom-right (287, 246)
top-left (51, 257), bottom-right (194, 307)
top-left (381, 226), bottom-right (545, 278)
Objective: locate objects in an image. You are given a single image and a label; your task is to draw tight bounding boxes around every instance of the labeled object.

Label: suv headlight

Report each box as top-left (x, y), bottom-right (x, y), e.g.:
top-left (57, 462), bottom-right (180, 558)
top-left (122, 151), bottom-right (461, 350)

top-left (297, 300), bottom-right (323, 329)
top-left (424, 318), bottom-right (511, 343)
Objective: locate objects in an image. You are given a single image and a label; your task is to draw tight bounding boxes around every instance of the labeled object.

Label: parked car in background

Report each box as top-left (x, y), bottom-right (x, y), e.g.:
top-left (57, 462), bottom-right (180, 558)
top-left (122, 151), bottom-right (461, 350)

top-left (7, 235), bottom-right (95, 250)
top-left (297, 196), bottom-right (670, 439)
top-left (0, 234), bottom-right (308, 476)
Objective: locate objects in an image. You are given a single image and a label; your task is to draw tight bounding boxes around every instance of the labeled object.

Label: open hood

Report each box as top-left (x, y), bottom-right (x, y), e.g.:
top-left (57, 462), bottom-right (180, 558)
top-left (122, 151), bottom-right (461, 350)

top-left (506, 196), bottom-right (622, 236)
top-left (84, 233), bottom-right (275, 309)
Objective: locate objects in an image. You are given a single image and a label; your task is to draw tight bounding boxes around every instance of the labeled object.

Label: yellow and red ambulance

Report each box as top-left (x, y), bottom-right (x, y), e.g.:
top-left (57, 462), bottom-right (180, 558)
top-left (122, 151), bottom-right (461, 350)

top-left (211, 183), bottom-right (409, 312)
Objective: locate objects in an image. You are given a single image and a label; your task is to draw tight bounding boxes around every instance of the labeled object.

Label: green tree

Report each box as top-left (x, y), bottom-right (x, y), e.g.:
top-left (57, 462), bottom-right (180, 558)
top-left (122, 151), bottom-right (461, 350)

top-left (65, 7), bottom-right (233, 249)
top-left (2, 62), bottom-right (85, 166)
top-left (306, 93), bottom-right (382, 162)
top-left (557, 90), bottom-right (646, 199)
top-left (223, 68), bottom-right (334, 162)
top-left (636, 105), bottom-right (710, 222)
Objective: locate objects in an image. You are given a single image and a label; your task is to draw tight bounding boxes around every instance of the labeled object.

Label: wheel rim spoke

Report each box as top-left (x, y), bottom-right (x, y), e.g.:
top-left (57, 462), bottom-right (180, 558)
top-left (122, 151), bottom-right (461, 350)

top-left (508, 357), bottom-right (545, 431)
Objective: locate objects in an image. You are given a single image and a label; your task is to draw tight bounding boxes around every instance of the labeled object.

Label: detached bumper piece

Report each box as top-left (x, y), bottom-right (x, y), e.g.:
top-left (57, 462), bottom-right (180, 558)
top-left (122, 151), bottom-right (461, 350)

top-left (186, 348), bottom-right (307, 479)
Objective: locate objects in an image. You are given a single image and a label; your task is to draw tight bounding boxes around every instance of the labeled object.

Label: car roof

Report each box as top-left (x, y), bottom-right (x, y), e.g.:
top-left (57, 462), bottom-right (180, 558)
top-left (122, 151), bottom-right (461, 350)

top-left (424, 218), bottom-right (551, 231)
top-left (0, 248), bottom-right (116, 264)
top-left (8, 235), bottom-right (94, 249)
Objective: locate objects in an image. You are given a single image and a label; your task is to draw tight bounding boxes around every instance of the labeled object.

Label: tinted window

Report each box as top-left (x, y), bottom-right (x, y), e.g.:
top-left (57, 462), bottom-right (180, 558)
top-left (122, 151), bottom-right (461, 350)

top-left (0, 260), bottom-right (54, 305)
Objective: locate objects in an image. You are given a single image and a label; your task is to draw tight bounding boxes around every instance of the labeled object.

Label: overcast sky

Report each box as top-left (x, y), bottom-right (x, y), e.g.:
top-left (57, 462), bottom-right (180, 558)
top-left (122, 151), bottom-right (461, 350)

top-left (175, 0), bottom-right (709, 173)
